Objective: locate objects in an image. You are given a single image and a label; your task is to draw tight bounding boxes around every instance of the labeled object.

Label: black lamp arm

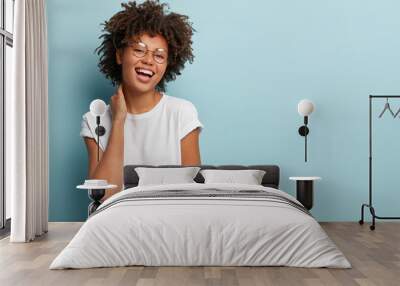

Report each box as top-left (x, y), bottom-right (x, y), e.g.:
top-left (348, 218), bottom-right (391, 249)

top-left (96, 116), bottom-right (100, 162)
top-left (94, 116), bottom-right (106, 163)
top-left (298, 116), bottom-right (310, 162)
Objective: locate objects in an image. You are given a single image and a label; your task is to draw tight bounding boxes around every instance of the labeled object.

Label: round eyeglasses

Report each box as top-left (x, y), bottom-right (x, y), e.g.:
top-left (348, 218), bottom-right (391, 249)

top-left (127, 42), bottom-right (168, 64)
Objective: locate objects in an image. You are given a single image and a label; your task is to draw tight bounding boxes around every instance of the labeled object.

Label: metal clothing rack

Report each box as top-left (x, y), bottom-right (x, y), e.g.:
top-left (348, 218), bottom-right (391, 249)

top-left (359, 95), bottom-right (400, 230)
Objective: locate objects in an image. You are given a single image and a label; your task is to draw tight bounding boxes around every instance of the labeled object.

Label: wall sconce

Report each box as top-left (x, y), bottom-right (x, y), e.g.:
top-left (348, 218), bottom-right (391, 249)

top-left (297, 99), bottom-right (315, 162)
top-left (89, 99), bottom-right (107, 162)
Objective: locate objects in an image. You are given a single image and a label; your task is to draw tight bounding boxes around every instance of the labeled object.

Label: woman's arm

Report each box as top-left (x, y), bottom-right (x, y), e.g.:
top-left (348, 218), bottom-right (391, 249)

top-left (84, 86), bottom-right (127, 201)
top-left (181, 128), bottom-right (201, 165)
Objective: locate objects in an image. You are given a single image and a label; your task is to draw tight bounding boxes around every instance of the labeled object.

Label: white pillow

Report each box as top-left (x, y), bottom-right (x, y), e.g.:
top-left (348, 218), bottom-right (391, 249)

top-left (135, 167), bottom-right (201, 186)
top-left (200, 169), bottom-right (266, 185)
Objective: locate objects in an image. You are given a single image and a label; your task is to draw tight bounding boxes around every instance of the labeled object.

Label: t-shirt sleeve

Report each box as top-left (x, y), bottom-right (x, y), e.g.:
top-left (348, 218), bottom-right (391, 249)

top-left (80, 115), bottom-right (95, 139)
top-left (179, 100), bottom-right (204, 140)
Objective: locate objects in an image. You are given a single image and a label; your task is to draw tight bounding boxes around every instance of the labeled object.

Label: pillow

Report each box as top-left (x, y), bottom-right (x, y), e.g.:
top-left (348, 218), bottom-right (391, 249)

top-left (200, 169), bottom-right (266, 185)
top-left (135, 167), bottom-right (201, 186)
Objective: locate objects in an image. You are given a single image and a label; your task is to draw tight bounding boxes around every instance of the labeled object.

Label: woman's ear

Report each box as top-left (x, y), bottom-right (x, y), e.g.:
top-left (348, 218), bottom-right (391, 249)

top-left (116, 49), bottom-right (123, 65)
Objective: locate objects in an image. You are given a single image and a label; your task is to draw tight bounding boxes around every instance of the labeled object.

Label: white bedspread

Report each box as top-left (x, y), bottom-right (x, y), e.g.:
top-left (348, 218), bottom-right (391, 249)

top-left (50, 183), bottom-right (351, 269)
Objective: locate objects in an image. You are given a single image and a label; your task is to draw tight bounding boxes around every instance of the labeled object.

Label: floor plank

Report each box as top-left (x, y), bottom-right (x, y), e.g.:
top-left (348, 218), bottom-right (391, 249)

top-left (0, 222), bottom-right (399, 286)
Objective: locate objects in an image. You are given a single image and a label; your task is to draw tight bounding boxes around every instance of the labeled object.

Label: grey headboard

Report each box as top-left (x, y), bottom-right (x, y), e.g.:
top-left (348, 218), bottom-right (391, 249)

top-left (124, 165), bottom-right (280, 189)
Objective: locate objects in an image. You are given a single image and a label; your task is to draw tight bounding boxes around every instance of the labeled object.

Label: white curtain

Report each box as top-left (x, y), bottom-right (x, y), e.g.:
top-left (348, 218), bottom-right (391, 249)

top-left (6, 0), bottom-right (49, 242)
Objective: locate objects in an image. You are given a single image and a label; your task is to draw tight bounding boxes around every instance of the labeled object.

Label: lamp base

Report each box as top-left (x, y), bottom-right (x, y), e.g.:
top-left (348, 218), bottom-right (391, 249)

top-left (298, 126), bottom-right (309, 136)
top-left (95, 126), bottom-right (106, 136)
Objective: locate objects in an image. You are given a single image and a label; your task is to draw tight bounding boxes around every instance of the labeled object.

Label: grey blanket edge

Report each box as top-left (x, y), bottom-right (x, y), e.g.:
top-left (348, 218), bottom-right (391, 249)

top-left (90, 189), bottom-right (311, 218)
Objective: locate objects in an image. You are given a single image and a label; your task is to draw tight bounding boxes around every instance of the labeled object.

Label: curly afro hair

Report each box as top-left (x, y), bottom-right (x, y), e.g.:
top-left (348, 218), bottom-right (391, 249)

top-left (95, 0), bottom-right (195, 92)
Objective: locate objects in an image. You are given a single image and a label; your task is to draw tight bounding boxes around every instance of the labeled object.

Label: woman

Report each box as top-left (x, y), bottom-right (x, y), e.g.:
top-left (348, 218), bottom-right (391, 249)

top-left (80, 1), bottom-right (203, 200)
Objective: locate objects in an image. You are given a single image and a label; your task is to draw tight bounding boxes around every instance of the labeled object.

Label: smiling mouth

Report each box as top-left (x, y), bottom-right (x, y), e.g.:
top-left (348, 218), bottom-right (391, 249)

top-left (135, 68), bottom-right (155, 78)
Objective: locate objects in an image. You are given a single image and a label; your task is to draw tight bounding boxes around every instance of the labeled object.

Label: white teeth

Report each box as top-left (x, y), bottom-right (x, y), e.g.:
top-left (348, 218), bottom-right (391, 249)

top-left (137, 68), bottom-right (154, 76)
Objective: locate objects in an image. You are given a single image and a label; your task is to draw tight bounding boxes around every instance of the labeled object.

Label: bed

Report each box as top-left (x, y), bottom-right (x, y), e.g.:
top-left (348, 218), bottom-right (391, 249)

top-left (50, 165), bottom-right (351, 269)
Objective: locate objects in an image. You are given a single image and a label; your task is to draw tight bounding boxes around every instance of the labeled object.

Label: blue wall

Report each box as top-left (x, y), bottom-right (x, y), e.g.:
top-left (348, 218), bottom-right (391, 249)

top-left (47, 0), bottom-right (400, 221)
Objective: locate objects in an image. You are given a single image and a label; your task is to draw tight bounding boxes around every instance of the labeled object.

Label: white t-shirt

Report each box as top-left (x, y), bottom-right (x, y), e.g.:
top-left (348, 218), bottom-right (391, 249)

top-left (80, 93), bottom-right (203, 165)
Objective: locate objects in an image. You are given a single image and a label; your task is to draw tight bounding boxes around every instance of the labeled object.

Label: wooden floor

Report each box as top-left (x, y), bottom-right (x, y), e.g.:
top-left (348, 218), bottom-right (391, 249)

top-left (0, 222), bottom-right (399, 286)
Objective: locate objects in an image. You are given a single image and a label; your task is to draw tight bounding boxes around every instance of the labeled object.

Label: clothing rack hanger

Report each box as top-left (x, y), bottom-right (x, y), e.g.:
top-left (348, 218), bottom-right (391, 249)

top-left (359, 95), bottom-right (400, 230)
top-left (378, 97), bottom-right (395, 118)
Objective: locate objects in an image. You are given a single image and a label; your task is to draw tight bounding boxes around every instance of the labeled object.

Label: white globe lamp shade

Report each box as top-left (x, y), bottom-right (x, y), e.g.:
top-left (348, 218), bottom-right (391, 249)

top-left (90, 99), bottom-right (107, 116)
top-left (298, 99), bottom-right (315, 116)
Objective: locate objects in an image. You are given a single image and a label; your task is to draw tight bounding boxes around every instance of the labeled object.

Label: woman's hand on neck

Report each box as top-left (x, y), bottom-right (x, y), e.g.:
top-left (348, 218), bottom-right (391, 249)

top-left (122, 84), bottom-right (162, 115)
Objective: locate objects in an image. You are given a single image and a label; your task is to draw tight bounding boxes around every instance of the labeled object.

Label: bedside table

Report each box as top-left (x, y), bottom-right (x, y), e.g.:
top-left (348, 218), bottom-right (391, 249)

top-left (289, 177), bottom-right (321, 210)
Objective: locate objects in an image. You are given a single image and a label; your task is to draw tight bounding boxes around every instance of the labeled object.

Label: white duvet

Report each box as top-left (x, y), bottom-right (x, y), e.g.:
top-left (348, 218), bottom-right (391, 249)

top-left (50, 183), bottom-right (351, 269)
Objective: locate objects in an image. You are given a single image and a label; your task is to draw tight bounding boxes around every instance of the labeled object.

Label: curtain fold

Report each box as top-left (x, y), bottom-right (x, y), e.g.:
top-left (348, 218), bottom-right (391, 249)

top-left (7, 0), bottom-right (49, 242)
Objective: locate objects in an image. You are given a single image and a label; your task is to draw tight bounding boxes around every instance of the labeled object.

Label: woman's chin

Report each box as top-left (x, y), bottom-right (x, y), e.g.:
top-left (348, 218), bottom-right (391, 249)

top-left (127, 79), bottom-right (156, 94)
top-left (135, 83), bottom-right (155, 94)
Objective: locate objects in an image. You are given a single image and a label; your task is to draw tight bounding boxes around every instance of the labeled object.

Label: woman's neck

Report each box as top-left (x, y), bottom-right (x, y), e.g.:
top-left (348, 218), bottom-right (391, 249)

top-left (122, 86), bottom-right (162, 114)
